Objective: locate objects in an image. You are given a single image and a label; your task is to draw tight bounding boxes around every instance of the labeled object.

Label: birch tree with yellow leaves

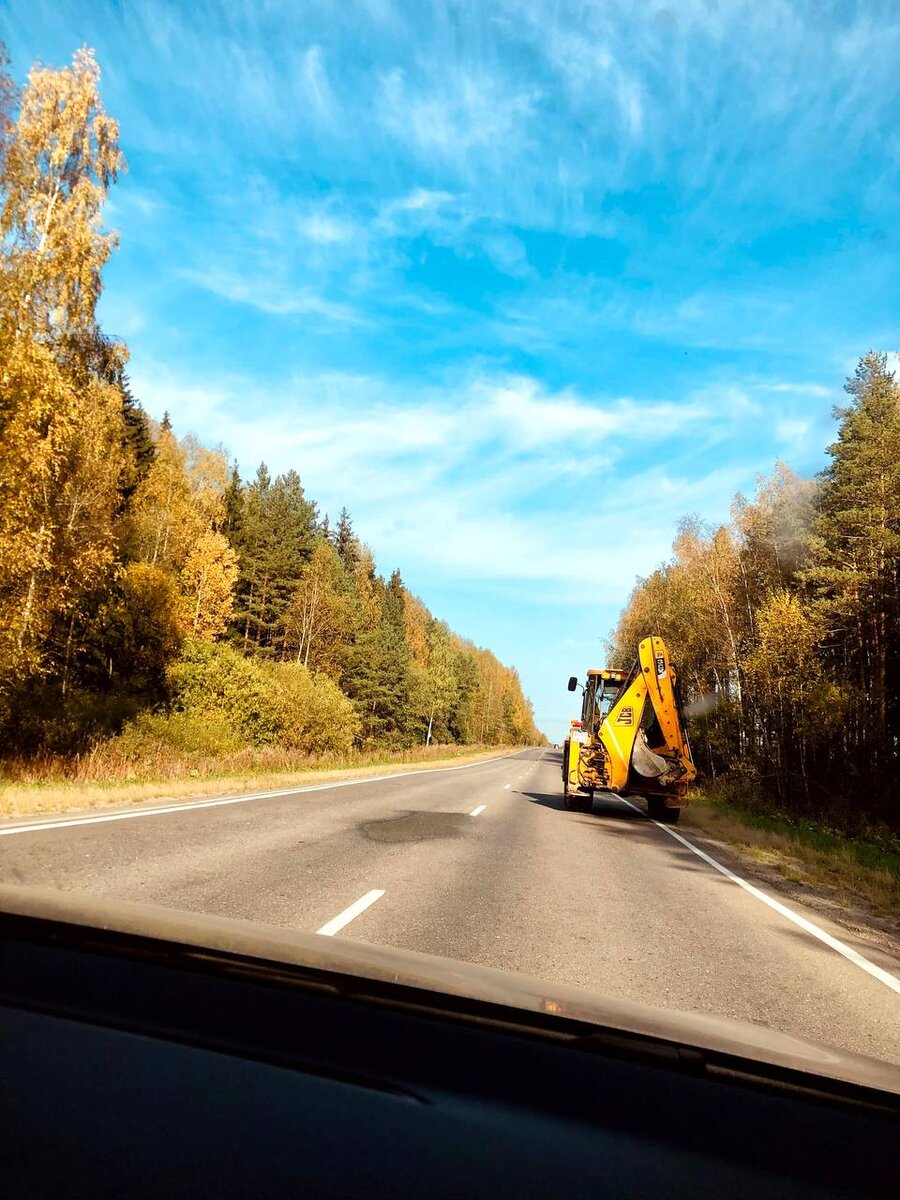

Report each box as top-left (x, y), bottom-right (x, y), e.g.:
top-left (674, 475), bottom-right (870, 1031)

top-left (0, 48), bottom-right (125, 695)
top-left (126, 421), bottom-right (237, 640)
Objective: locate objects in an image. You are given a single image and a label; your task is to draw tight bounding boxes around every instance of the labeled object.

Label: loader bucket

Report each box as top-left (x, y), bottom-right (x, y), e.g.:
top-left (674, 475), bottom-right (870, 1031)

top-left (630, 730), bottom-right (669, 778)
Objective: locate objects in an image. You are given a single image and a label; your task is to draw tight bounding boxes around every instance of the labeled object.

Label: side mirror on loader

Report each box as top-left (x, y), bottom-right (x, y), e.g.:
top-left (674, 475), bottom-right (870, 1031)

top-left (567, 676), bottom-right (578, 692)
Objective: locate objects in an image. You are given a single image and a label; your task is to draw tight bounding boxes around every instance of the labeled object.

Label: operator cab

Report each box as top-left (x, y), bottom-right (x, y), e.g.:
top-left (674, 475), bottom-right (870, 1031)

top-left (581, 669), bottom-right (628, 735)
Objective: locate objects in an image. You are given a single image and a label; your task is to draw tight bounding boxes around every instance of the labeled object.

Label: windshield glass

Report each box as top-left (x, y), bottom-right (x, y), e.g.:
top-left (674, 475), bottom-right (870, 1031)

top-left (0, 2), bottom-right (898, 1077)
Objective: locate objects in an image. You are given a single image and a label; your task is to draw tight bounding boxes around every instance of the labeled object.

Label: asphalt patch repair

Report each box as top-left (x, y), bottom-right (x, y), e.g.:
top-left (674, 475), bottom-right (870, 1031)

top-left (360, 811), bottom-right (469, 844)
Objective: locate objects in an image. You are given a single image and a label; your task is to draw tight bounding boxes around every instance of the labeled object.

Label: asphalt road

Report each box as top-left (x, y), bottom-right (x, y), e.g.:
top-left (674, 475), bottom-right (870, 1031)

top-left (1, 748), bottom-right (899, 1064)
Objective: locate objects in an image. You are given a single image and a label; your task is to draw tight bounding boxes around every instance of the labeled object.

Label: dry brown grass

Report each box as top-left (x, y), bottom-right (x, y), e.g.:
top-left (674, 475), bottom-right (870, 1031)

top-left (683, 801), bottom-right (900, 916)
top-left (0, 745), bottom-right (513, 821)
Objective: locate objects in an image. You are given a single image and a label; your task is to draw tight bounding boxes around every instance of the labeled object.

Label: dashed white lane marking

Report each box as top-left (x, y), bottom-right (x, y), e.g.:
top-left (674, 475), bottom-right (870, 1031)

top-left (619, 796), bottom-right (900, 995)
top-left (316, 889), bottom-right (385, 937)
top-left (469, 805), bottom-right (486, 817)
top-left (0, 753), bottom-right (519, 839)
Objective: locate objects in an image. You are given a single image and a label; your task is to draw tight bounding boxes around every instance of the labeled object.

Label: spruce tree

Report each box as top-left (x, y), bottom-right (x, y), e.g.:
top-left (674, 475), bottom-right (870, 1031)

top-left (335, 506), bottom-right (360, 570)
top-left (118, 384), bottom-right (156, 507)
top-left (231, 464), bottom-right (318, 654)
top-left (345, 571), bottom-right (416, 745)
top-left (805, 350), bottom-right (900, 785)
top-left (222, 461), bottom-right (244, 542)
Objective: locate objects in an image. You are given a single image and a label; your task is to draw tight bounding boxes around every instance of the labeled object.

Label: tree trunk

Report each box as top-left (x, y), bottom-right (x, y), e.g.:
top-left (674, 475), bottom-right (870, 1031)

top-left (61, 609), bottom-right (77, 696)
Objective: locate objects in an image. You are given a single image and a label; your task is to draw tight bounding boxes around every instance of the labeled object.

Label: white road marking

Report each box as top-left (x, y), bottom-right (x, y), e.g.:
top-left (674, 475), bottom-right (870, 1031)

top-left (316, 889), bottom-right (384, 937)
top-left (619, 797), bottom-right (900, 995)
top-left (0, 753), bottom-right (518, 839)
top-left (469, 805), bottom-right (486, 817)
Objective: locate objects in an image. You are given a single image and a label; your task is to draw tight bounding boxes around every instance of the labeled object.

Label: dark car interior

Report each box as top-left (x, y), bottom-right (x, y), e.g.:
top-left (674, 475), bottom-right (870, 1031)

top-left (1, 891), bottom-right (896, 1198)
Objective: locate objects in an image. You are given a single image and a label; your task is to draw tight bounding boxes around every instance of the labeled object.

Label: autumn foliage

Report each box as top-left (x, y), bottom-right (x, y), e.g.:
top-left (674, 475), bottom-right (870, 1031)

top-left (609, 354), bottom-right (900, 836)
top-left (0, 47), bottom-right (542, 767)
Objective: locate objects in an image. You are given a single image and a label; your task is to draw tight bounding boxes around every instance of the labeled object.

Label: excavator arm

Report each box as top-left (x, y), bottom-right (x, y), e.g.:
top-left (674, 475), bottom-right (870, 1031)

top-left (603, 636), bottom-right (695, 792)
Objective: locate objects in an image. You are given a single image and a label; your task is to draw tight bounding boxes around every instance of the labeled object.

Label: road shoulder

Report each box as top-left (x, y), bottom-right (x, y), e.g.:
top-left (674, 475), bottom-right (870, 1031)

top-left (0, 748), bottom-right (516, 825)
top-left (678, 805), bottom-right (900, 961)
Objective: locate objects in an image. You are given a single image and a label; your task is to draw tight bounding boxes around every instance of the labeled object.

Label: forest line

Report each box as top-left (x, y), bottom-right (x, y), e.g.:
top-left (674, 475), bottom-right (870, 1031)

top-left (0, 46), bottom-right (542, 774)
top-left (609, 350), bottom-right (900, 836)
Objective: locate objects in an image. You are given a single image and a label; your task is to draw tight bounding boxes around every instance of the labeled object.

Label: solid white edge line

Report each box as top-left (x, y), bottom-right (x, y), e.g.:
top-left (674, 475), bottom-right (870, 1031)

top-left (0, 752), bottom-right (521, 838)
top-left (618, 796), bottom-right (900, 995)
top-left (316, 889), bottom-right (385, 937)
top-left (469, 805), bottom-right (486, 817)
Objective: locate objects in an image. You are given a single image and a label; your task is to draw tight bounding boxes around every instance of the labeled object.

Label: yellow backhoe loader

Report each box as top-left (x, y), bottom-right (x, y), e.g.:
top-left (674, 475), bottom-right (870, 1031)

top-left (562, 635), bottom-right (696, 823)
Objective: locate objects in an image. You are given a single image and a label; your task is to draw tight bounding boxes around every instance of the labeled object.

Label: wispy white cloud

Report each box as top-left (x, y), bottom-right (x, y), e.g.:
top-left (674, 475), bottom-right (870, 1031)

top-left (105, 186), bottom-right (165, 222)
top-left (128, 360), bottom-right (773, 599)
top-left (489, 283), bottom-right (795, 357)
top-left (481, 232), bottom-right (531, 278)
top-left (295, 212), bottom-right (358, 245)
top-left (775, 417), bottom-right (812, 448)
top-left (377, 65), bottom-right (537, 174)
top-left (299, 44), bottom-right (336, 122)
top-left (477, 377), bottom-right (712, 450)
top-left (761, 382), bottom-right (832, 397)
top-left (391, 187), bottom-right (456, 213)
top-left (181, 268), bottom-right (366, 324)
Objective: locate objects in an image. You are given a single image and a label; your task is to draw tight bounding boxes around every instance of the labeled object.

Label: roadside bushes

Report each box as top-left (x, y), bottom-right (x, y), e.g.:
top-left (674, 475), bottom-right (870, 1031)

top-left (3, 640), bottom-right (361, 780)
top-left (113, 711), bottom-right (245, 761)
top-left (165, 639), bottom-right (357, 754)
top-left (270, 662), bottom-right (359, 754)
top-left (167, 640), bottom-right (281, 746)
top-left (0, 683), bottom-right (141, 756)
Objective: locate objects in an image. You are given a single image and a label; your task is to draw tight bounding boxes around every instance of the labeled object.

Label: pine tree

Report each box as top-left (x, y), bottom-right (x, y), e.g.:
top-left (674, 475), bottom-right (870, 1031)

top-left (118, 382), bottom-right (156, 507)
top-left (231, 464), bottom-right (318, 654)
top-left (222, 461), bottom-right (244, 541)
top-left (344, 571), bottom-right (416, 745)
top-left (805, 351), bottom-right (900, 783)
top-left (335, 506), bottom-right (360, 570)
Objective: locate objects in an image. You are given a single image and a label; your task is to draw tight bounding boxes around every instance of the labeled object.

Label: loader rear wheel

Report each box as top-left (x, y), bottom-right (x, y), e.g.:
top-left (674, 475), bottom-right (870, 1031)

top-left (647, 796), bottom-right (681, 824)
top-left (564, 789), bottom-right (592, 813)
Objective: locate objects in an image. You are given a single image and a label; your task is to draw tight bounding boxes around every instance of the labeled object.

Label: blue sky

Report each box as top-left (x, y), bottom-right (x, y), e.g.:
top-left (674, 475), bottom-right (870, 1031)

top-left (6, 1), bottom-right (900, 737)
